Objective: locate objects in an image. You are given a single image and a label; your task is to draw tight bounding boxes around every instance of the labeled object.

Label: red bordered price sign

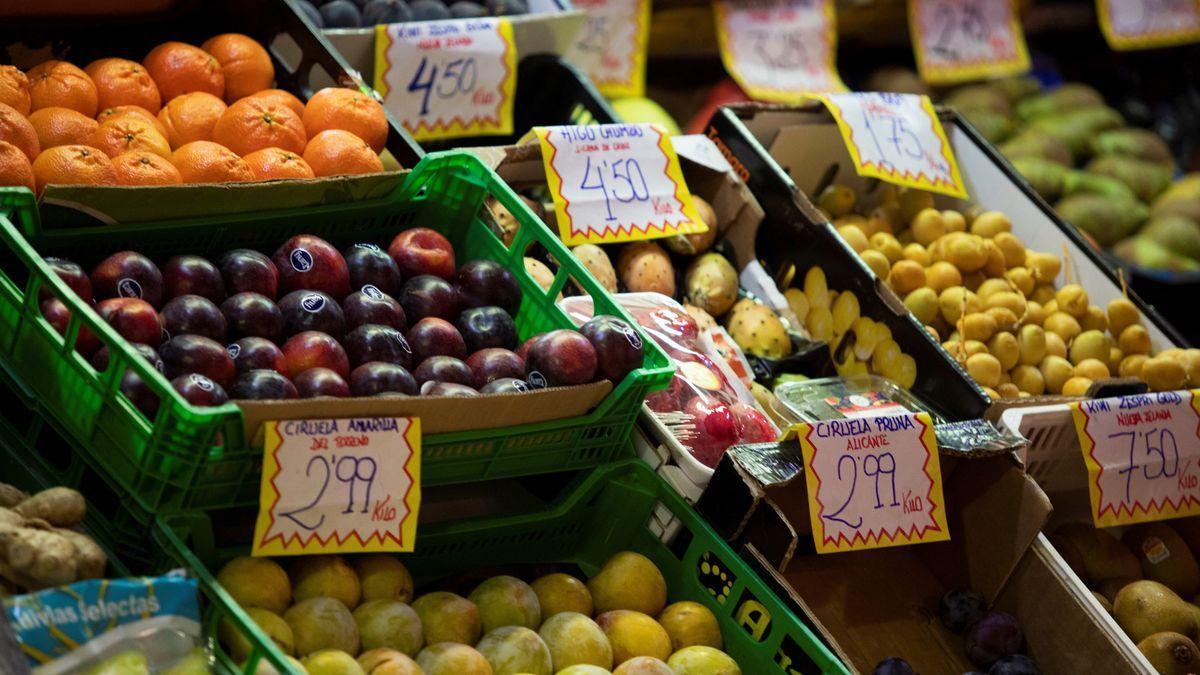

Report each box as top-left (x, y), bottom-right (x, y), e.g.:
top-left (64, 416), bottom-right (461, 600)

top-left (1097, 0), bottom-right (1200, 50)
top-left (790, 412), bottom-right (950, 554)
top-left (1072, 390), bottom-right (1200, 528)
top-left (253, 417), bottom-right (421, 556)
top-left (569, 0), bottom-right (651, 97)
top-left (374, 19), bottom-right (517, 141)
top-left (908, 0), bottom-right (1031, 85)
top-left (713, 0), bottom-right (845, 102)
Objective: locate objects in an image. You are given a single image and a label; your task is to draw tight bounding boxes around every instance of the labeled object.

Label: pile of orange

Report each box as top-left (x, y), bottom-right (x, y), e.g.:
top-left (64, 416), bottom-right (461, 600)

top-left (0, 34), bottom-right (389, 195)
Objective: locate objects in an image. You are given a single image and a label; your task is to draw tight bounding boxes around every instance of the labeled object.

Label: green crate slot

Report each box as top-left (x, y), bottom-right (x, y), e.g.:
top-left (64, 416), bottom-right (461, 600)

top-left (0, 152), bottom-right (673, 516)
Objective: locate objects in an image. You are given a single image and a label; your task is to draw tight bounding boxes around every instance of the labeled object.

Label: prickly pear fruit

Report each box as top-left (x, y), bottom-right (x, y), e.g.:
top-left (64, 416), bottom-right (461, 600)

top-left (572, 244), bottom-right (617, 292)
top-left (617, 242), bottom-right (675, 296)
top-left (726, 302), bottom-right (791, 359)
top-left (663, 196), bottom-right (719, 255)
top-left (683, 253), bottom-right (738, 317)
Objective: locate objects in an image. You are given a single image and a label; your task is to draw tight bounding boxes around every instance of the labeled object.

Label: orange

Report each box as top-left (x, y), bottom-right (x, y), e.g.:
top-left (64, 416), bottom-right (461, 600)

top-left (28, 60), bottom-right (98, 117)
top-left (30, 107), bottom-right (100, 149)
top-left (0, 66), bottom-right (32, 115)
top-left (247, 88), bottom-right (304, 118)
top-left (171, 140), bottom-right (254, 184)
top-left (88, 116), bottom-right (171, 159)
top-left (0, 102), bottom-right (40, 162)
top-left (201, 33), bottom-right (273, 102)
top-left (97, 105), bottom-right (169, 137)
top-left (31, 145), bottom-right (117, 194)
top-left (303, 129), bottom-right (383, 177)
top-left (143, 41), bottom-right (225, 102)
top-left (112, 151), bottom-right (182, 186)
top-left (0, 141), bottom-right (35, 192)
top-left (302, 87), bottom-right (387, 153)
top-left (243, 147), bottom-right (314, 181)
top-left (211, 97), bottom-right (306, 156)
top-left (85, 58), bottom-right (162, 113)
top-left (157, 92), bottom-right (226, 149)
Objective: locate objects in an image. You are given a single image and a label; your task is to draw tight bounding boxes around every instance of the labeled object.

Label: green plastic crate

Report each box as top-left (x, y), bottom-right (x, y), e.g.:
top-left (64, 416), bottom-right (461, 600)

top-left (165, 459), bottom-right (848, 675)
top-left (0, 151), bottom-right (673, 515)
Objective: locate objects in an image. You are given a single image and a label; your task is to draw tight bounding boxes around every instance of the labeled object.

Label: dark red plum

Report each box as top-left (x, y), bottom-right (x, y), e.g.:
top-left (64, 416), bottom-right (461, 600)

top-left (279, 290), bottom-right (345, 339)
top-left (965, 611), bottom-right (1023, 668)
top-left (399, 274), bottom-right (460, 322)
top-left (421, 381), bottom-right (478, 397)
top-left (457, 259), bottom-right (520, 313)
top-left (406, 317), bottom-right (466, 362)
top-left (516, 333), bottom-right (545, 362)
top-left (525, 329), bottom-right (597, 387)
top-left (91, 251), bottom-right (164, 307)
top-left (466, 348), bottom-right (524, 388)
top-left (344, 243), bottom-right (402, 296)
top-left (161, 295), bottom-right (226, 341)
top-left (272, 234), bottom-right (349, 298)
top-left (221, 292), bottom-right (284, 342)
top-left (413, 355), bottom-right (473, 386)
top-left (580, 315), bottom-right (643, 383)
top-left (939, 589), bottom-right (987, 635)
top-left (872, 658), bottom-right (915, 675)
top-left (343, 286), bottom-right (406, 330)
top-left (90, 343), bottom-right (161, 416)
top-left (344, 324), bottom-right (412, 369)
top-left (41, 298), bottom-right (101, 356)
top-left (171, 373), bottom-right (229, 407)
top-left (480, 377), bottom-right (529, 394)
top-left (388, 227), bottom-right (456, 280)
top-left (456, 306), bottom-right (517, 352)
top-left (42, 257), bottom-right (92, 303)
top-left (282, 331), bottom-right (350, 379)
top-left (350, 362), bottom-right (418, 396)
top-left (228, 337), bottom-right (286, 374)
top-left (231, 369), bottom-right (298, 400)
top-left (988, 654), bottom-right (1038, 675)
top-left (219, 249), bottom-right (279, 299)
top-left (159, 334), bottom-right (236, 387)
top-left (90, 342), bottom-right (160, 372)
top-left (294, 367), bottom-right (350, 398)
top-left (96, 297), bottom-right (163, 346)
top-left (162, 255), bottom-right (225, 302)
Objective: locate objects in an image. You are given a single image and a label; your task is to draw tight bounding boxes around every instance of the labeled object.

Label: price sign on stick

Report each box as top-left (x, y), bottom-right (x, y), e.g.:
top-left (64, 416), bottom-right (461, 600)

top-left (568, 0), bottom-right (651, 97)
top-left (789, 412), bottom-right (950, 554)
top-left (1072, 391), bottom-right (1200, 528)
top-left (815, 92), bottom-right (968, 199)
top-left (374, 19), bottom-right (517, 141)
top-left (535, 123), bottom-right (707, 246)
top-left (908, 0), bottom-right (1031, 85)
top-left (253, 417), bottom-right (421, 556)
top-left (713, 0), bottom-right (846, 102)
top-left (1097, 0), bottom-right (1200, 51)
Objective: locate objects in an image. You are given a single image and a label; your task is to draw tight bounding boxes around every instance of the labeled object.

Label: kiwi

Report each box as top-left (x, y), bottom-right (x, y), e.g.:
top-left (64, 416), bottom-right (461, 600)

top-left (1137, 632), bottom-right (1200, 675)
top-left (1093, 591), bottom-right (1114, 615)
top-left (1055, 523), bottom-right (1143, 584)
top-left (1124, 523), bottom-right (1200, 597)
top-left (1115, 580), bottom-right (1196, 643)
top-left (1099, 576), bottom-right (1142, 603)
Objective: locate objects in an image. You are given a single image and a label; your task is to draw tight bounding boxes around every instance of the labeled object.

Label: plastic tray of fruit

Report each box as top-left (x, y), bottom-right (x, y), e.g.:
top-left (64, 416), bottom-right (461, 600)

top-left (0, 151), bottom-right (673, 516)
top-left (172, 459), bottom-right (848, 674)
top-left (0, 0), bottom-right (424, 203)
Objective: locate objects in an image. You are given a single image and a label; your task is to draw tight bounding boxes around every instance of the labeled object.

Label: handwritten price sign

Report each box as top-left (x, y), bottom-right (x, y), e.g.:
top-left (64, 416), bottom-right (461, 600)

top-left (374, 19), bottom-right (516, 141)
top-left (1072, 390), bottom-right (1200, 528)
top-left (1097, 0), bottom-right (1200, 50)
top-left (713, 0), bottom-right (846, 103)
top-left (792, 412), bottom-right (949, 554)
top-left (908, 0), bottom-right (1031, 84)
top-left (816, 92), bottom-right (968, 198)
top-left (253, 417), bottom-right (421, 556)
top-left (535, 123), bottom-right (708, 246)
top-left (568, 0), bottom-right (651, 97)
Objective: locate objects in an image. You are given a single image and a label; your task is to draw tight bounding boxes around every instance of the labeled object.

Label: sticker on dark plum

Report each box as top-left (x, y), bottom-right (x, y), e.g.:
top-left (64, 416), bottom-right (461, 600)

top-left (301, 293), bottom-right (326, 313)
top-left (354, 243), bottom-right (382, 252)
top-left (155, 359), bottom-right (164, 373)
top-left (190, 374), bottom-right (214, 391)
top-left (613, 320), bottom-right (643, 349)
top-left (526, 371), bottom-right (548, 389)
top-left (290, 249), bottom-right (314, 272)
top-left (362, 284), bottom-right (386, 301)
top-left (117, 278), bottom-right (143, 298)
top-left (227, 343), bottom-right (241, 359)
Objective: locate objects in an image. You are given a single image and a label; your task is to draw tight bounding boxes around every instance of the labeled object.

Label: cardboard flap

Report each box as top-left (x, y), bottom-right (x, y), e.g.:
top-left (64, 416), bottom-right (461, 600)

top-left (237, 381), bottom-right (610, 440)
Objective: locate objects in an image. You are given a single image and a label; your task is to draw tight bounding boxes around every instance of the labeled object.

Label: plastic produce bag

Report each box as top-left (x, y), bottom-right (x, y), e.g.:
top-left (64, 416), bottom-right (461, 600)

top-left (561, 292), bottom-right (777, 467)
top-left (4, 573), bottom-right (209, 674)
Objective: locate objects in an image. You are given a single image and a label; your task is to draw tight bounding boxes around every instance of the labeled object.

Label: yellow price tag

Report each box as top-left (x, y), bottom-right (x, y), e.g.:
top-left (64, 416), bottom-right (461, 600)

top-left (535, 123), bottom-right (707, 246)
top-left (1072, 391), bottom-right (1200, 528)
top-left (253, 417), bottom-right (421, 556)
top-left (569, 0), bottom-right (652, 98)
top-left (713, 0), bottom-right (846, 103)
top-left (813, 92), bottom-right (968, 199)
top-left (374, 18), bottom-right (517, 141)
top-left (1097, 0), bottom-right (1200, 51)
top-left (789, 412), bottom-right (950, 554)
top-left (908, 0), bottom-right (1031, 85)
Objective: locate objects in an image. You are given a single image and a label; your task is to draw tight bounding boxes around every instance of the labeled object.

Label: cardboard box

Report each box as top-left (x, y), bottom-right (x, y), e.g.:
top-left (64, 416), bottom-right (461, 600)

top-left (698, 439), bottom-right (1152, 673)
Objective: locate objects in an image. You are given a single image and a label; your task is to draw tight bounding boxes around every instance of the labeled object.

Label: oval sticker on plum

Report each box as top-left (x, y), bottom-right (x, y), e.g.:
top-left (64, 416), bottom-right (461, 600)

top-left (190, 374), bottom-right (214, 391)
top-left (290, 249), bottom-right (314, 273)
top-left (227, 343), bottom-right (241, 359)
top-left (527, 371), bottom-right (548, 389)
top-left (301, 293), bottom-right (326, 313)
top-left (117, 277), bottom-right (143, 299)
top-left (362, 284), bottom-right (386, 301)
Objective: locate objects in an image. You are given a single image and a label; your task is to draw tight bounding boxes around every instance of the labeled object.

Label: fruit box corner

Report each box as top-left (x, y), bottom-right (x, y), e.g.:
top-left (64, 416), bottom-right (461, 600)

top-left (696, 439), bottom-right (1148, 674)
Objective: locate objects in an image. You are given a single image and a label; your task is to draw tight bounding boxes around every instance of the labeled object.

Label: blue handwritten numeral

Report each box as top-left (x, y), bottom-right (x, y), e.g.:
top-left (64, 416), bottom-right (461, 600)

top-left (408, 56), bottom-right (479, 117)
top-left (279, 454), bottom-right (380, 530)
top-left (579, 156), bottom-right (651, 222)
top-left (1114, 427), bottom-right (1180, 503)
